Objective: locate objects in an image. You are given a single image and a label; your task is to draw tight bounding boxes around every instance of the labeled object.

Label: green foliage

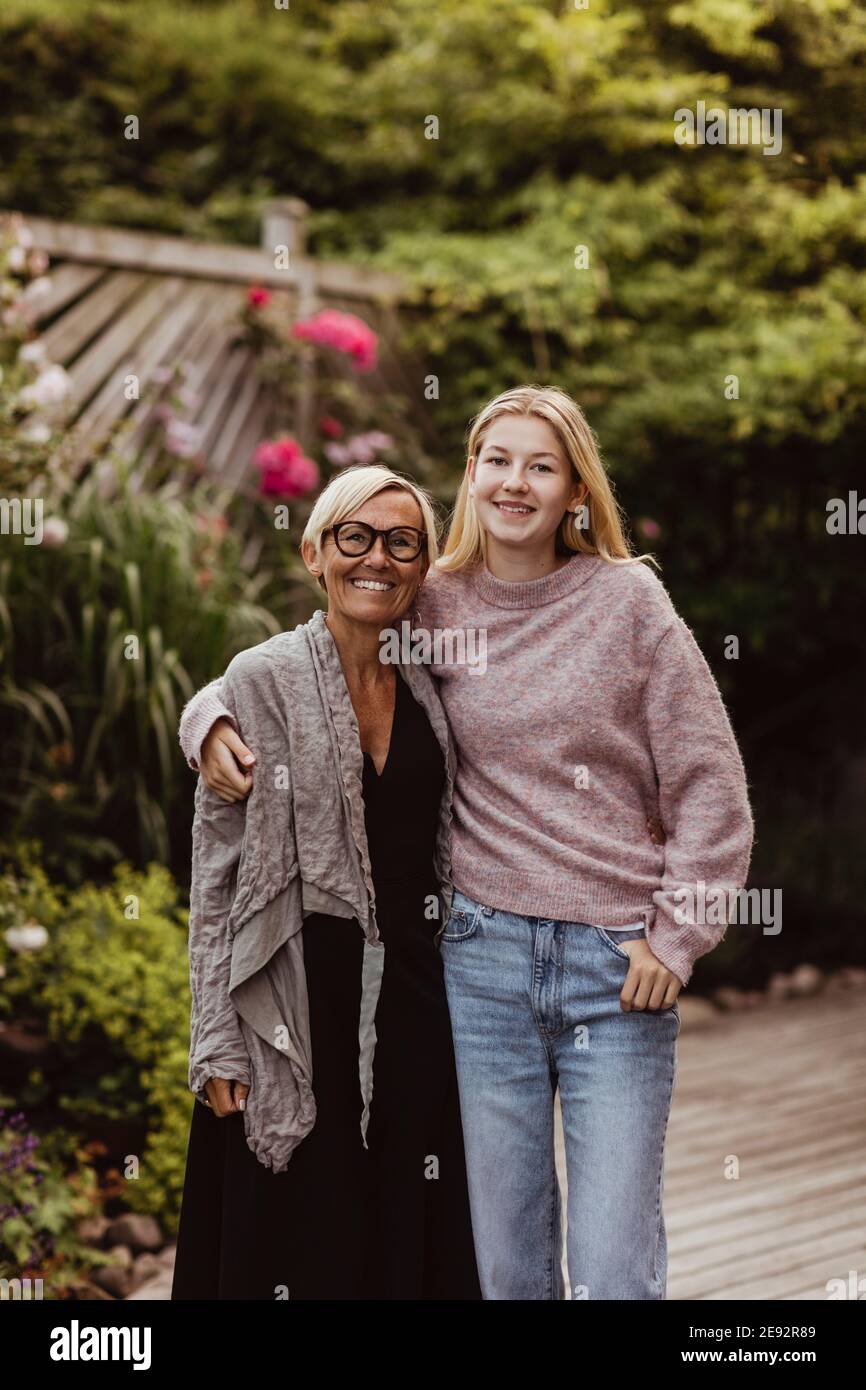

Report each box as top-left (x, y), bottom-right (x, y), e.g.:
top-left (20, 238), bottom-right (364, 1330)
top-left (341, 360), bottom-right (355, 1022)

top-left (0, 0), bottom-right (863, 951)
top-left (0, 455), bottom-right (293, 879)
top-left (0, 1108), bottom-right (107, 1296)
top-left (0, 844), bottom-right (199, 1229)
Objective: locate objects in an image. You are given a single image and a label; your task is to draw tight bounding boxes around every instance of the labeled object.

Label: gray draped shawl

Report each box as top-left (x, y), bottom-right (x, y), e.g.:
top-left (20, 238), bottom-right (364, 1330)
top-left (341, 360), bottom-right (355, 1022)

top-left (187, 606), bottom-right (456, 1172)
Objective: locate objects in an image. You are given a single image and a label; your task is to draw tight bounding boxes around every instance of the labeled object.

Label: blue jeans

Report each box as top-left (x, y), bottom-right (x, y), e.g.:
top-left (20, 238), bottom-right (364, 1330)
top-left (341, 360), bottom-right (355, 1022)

top-left (440, 889), bottom-right (680, 1300)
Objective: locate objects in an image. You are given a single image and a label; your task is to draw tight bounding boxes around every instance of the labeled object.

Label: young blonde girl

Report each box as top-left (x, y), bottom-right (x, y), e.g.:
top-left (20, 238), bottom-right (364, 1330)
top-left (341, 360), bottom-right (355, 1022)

top-left (179, 385), bottom-right (753, 1299)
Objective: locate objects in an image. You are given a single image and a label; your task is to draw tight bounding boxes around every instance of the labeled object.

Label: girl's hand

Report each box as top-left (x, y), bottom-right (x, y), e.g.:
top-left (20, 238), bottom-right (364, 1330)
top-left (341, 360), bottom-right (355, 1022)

top-left (204, 1076), bottom-right (250, 1117)
top-left (200, 718), bottom-right (255, 802)
top-left (618, 938), bottom-right (682, 1012)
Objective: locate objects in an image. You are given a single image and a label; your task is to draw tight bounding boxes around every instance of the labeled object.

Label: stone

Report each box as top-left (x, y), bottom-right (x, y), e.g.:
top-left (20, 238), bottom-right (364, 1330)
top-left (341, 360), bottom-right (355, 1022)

top-left (788, 964), bottom-right (824, 997)
top-left (104, 1213), bottom-right (163, 1253)
top-left (129, 1252), bottom-right (162, 1292)
top-left (712, 987), bottom-right (749, 1011)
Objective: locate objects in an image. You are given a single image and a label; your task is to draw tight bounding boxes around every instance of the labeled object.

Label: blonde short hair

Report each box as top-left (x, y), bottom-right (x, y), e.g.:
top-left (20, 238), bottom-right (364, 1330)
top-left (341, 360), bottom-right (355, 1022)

top-left (302, 464), bottom-right (440, 590)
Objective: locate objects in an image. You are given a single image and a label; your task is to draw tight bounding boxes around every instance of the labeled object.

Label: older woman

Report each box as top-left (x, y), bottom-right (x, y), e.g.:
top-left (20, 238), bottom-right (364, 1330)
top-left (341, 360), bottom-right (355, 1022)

top-left (170, 465), bottom-right (481, 1301)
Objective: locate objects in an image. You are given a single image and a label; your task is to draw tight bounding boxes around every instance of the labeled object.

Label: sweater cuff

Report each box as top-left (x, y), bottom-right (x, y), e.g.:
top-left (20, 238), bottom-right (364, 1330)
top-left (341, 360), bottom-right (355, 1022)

top-left (181, 691), bottom-right (238, 771)
top-left (646, 895), bottom-right (727, 989)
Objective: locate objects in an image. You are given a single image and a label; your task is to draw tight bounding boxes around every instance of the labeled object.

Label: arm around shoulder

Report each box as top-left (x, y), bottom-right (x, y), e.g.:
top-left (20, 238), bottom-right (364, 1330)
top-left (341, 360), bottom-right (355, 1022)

top-left (179, 676), bottom-right (237, 771)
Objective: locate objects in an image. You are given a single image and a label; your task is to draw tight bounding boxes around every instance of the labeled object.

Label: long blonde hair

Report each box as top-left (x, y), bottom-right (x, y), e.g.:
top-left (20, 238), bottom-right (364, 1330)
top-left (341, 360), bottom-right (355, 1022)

top-left (437, 385), bottom-right (657, 573)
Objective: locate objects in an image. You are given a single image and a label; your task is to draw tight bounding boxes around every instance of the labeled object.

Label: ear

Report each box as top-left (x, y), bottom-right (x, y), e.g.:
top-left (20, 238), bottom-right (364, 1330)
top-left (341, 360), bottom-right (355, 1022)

top-left (300, 537), bottom-right (322, 578)
top-left (466, 455), bottom-right (477, 492)
top-left (568, 478), bottom-right (589, 512)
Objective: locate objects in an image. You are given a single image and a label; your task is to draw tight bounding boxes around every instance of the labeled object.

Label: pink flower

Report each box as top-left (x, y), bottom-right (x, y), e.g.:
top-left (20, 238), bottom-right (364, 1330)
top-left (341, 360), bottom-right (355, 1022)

top-left (323, 442), bottom-right (351, 467)
top-left (636, 517), bottom-right (661, 540)
top-left (323, 430), bottom-right (393, 468)
top-left (41, 517), bottom-right (68, 547)
top-left (318, 415), bottom-right (344, 438)
top-left (164, 419), bottom-right (203, 459)
top-left (291, 309), bottom-right (378, 373)
top-left (253, 435), bottom-right (320, 498)
top-left (247, 285), bottom-right (272, 310)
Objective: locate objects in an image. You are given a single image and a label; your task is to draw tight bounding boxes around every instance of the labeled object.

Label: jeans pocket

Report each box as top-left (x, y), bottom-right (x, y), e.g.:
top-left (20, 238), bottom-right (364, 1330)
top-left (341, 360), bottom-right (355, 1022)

top-left (439, 899), bottom-right (480, 942)
top-left (594, 925), bottom-right (645, 962)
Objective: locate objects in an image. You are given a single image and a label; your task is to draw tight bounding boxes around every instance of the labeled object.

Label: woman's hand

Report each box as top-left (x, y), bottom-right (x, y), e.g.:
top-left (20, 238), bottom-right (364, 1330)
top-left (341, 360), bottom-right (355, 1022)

top-left (618, 938), bottom-right (682, 1012)
top-left (200, 718), bottom-right (255, 802)
top-left (204, 1076), bottom-right (250, 1116)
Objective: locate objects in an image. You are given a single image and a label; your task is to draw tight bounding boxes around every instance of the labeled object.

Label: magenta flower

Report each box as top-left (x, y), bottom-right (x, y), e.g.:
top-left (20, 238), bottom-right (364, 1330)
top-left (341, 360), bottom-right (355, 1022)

top-left (247, 285), bottom-right (272, 310)
top-left (636, 517), bottom-right (661, 540)
top-left (291, 310), bottom-right (378, 373)
top-left (253, 435), bottom-right (320, 498)
top-left (318, 415), bottom-right (344, 439)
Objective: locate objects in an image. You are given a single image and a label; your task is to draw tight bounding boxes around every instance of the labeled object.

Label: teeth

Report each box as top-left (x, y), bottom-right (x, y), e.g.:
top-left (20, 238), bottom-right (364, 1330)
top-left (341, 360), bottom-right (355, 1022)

top-left (350, 579), bottom-right (393, 591)
top-left (496, 503), bottom-right (533, 514)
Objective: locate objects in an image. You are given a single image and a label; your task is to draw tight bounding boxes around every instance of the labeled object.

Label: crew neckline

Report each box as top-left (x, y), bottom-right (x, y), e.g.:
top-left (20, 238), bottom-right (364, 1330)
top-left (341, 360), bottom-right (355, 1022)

top-left (472, 552), bottom-right (605, 609)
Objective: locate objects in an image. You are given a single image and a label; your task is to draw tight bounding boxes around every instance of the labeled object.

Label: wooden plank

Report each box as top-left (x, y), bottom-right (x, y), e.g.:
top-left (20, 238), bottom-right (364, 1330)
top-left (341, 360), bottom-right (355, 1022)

top-left (221, 391), bottom-right (274, 492)
top-left (67, 275), bottom-right (186, 412)
top-left (119, 284), bottom-right (231, 466)
top-left (20, 261), bottom-right (106, 323)
top-left (38, 269), bottom-right (147, 365)
top-left (666, 1094), bottom-right (866, 1169)
top-left (702, 1243), bottom-right (866, 1301)
top-left (16, 212), bottom-right (404, 298)
top-left (196, 346), bottom-right (256, 458)
top-left (71, 280), bottom-right (218, 463)
top-left (670, 1183), bottom-right (866, 1256)
top-left (671, 1225), bottom-right (866, 1301)
top-left (554, 991), bottom-right (866, 1301)
top-left (208, 368), bottom-right (265, 479)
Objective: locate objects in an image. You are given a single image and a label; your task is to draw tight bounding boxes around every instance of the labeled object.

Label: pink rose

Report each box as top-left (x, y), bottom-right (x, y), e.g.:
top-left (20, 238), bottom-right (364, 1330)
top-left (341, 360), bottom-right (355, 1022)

top-left (291, 309), bottom-right (378, 373)
top-left (253, 435), bottom-right (320, 498)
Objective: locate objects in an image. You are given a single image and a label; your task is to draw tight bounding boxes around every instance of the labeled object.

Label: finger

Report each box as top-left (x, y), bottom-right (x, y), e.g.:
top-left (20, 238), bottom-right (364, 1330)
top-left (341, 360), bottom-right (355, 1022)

top-left (209, 1078), bottom-right (234, 1117)
top-left (211, 773), bottom-right (248, 803)
top-left (223, 728), bottom-right (256, 768)
top-left (647, 978), bottom-right (671, 1010)
top-left (214, 744), bottom-right (253, 797)
top-left (620, 963), bottom-right (639, 1012)
top-left (632, 969), bottom-right (658, 1011)
top-left (232, 1081), bottom-right (250, 1111)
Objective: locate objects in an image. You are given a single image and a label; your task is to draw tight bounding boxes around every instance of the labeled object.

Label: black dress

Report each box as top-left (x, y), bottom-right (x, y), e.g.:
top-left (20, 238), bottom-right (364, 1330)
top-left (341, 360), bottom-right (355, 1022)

top-left (171, 670), bottom-right (481, 1301)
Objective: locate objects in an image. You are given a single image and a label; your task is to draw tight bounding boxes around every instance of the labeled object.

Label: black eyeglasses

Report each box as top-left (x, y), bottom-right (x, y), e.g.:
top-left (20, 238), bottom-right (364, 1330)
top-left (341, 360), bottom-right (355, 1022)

top-left (326, 521), bottom-right (427, 561)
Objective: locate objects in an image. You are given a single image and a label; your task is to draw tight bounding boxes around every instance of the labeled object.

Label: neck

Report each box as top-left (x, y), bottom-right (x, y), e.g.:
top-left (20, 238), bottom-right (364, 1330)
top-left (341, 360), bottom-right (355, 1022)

top-left (483, 534), bottom-right (571, 582)
top-left (324, 610), bottom-right (391, 685)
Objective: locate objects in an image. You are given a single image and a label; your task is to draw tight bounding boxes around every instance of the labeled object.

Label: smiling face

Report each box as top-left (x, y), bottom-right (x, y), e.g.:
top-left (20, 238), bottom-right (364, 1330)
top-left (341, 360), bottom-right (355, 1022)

top-left (468, 414), bottom-right (586, 562)
top-left (301, 486), bottom-right (428, 631)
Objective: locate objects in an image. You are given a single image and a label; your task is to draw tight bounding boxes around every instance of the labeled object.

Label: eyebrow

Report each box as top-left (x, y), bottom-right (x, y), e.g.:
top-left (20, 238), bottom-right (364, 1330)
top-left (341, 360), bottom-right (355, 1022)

top-left (482, 444), bottom-right (558, 460)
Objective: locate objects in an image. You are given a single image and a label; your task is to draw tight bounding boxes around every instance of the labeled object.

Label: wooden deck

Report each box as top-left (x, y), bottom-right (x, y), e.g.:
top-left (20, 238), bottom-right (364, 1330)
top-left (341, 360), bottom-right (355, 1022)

top-left (555, 988), bottom-right (866, 1300)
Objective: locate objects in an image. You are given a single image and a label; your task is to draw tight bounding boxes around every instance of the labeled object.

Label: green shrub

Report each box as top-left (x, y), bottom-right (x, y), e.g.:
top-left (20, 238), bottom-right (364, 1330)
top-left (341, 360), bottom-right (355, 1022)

top-left (0, 844), bottom-right (198, 1229)
top-left (0, 1109), bottom-right (107, 1297)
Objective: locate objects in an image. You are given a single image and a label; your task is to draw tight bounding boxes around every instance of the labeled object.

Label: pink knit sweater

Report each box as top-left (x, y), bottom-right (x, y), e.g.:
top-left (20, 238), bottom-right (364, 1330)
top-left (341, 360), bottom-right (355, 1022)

top-left (179, 554), bottom-right (754, 987)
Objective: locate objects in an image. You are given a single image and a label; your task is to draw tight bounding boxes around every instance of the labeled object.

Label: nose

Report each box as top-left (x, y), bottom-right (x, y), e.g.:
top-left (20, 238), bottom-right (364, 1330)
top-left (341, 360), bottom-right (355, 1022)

top-left (502, 466), bottom-right (529, 492)
top-left (363, 535), bottom-right (392, 568)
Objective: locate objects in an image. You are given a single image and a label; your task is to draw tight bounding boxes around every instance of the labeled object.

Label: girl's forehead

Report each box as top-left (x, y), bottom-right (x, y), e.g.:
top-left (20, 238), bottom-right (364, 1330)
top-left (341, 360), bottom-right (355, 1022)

top-left (480, 415), bottom-right (563, 454)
